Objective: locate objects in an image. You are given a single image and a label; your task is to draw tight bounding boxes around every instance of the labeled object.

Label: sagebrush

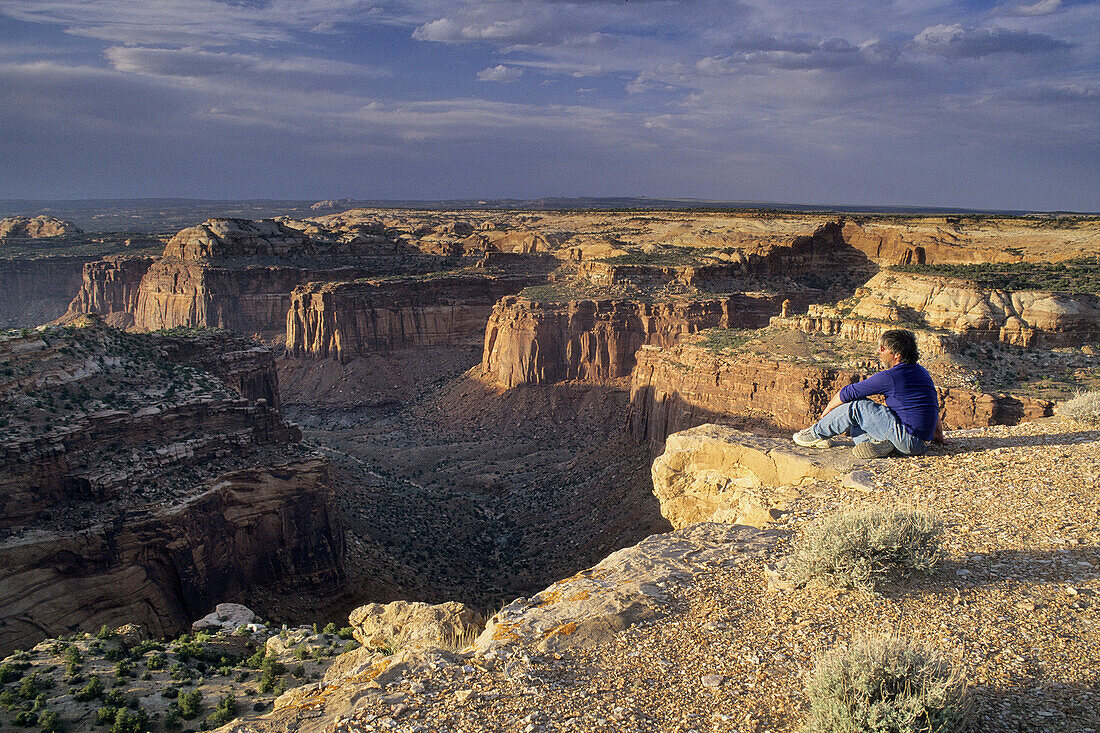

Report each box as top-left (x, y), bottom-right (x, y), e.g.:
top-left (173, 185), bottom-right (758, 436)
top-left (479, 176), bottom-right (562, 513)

top-left (1056, 390), bottom-right (1100, 426)
top-left (788, 508), bottom-right (941, 591)
top-left (804, 634), bottom-right (969, 733)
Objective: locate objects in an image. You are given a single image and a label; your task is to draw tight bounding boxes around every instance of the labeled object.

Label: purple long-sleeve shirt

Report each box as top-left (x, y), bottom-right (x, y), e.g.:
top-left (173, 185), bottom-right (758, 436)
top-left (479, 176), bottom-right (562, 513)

top-left (838, 363), bottom-right (940, 441)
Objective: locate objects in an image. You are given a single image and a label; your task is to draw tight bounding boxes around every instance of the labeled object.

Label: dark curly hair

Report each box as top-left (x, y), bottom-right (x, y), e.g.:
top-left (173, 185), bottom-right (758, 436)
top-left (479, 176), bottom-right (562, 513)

top-left (879, 329), bottom-right (920, 364)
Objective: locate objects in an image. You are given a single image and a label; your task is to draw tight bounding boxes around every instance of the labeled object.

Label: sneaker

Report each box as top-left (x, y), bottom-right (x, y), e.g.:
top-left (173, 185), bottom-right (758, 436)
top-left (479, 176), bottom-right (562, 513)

top-left (792, 428), bottom-right (834, 449)
top-left (852, 440), bottom-right (895, 459)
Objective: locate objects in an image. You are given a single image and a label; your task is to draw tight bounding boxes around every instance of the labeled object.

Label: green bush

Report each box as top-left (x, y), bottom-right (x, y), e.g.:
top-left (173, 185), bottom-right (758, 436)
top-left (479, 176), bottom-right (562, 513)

top-left (95, 626), bottom-right (115, 641)
top-left (177, 690), bottom-right (202, 720)
top-left (0, 662), bottom-right (25, 684)
top-left (74, 676), bottom-right (104, 702)
top-left (38, 709), bottom-right (62, 733)
top-left (17, 673), bottom-right (40, 699)
top-left (109, 707), bottom-right (148, 733)
top-left (789, 508), bottom-right (941, 591)
top-left (206, 694), bottom-right (238, 727)
top-left (95, 706), bottom-right (119, 725)
top-left (322, 622), bottom-right (338, 635)
top-left (805, 635), bottom-right (969, 733)
top-left (13, 710), bottom-right (38, 727)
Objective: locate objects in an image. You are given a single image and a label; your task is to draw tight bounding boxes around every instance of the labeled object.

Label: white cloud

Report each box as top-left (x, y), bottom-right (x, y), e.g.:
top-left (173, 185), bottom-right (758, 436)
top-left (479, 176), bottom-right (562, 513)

top-left (477, 64), bottom-right (523, 82)
top-left (914, 24), bottom-right (1073, 57)
top-left (1002, 0), bottom-right (1062, 16)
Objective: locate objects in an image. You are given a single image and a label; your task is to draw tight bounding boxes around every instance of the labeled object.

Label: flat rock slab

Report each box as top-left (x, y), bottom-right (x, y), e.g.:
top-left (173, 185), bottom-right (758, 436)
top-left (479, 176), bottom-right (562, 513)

top-left (651, 424), bottom-right (858, 529)
top-left (473, 521), bottom-right (777, 657)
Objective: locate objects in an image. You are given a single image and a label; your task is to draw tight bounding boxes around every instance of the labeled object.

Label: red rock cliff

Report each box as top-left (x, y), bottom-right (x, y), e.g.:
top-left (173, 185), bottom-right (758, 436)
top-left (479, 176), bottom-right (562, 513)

top-left (627, 341), bottom-right (1053, 448)
top-left (286, 274), bottom-right (542, 361)
top-left (480, 294), bottom-right (789, 388)
top-left (62, 256), bottom-right (155, 329)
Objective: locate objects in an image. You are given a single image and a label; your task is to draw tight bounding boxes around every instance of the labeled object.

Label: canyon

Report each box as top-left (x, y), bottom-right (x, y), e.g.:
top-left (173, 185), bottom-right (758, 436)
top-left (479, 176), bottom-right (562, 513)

top-left (1, 206), bottom-right (1098, 731)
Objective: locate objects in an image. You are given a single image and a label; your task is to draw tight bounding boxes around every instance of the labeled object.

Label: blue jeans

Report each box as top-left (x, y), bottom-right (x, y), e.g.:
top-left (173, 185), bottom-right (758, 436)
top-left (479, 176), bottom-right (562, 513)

top-left (812, 399), bottom-right (927, 455)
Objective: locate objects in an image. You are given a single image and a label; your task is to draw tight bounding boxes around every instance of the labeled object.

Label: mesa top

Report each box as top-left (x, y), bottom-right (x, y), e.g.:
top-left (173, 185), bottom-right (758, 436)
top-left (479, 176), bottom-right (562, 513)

top-left (838, 362), bottom-right (940, 441)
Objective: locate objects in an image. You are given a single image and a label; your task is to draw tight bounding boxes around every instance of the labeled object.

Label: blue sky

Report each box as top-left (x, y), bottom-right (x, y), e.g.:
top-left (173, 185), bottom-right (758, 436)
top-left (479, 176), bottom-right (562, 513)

top-left (1, 0), bottom-right (1096, 210)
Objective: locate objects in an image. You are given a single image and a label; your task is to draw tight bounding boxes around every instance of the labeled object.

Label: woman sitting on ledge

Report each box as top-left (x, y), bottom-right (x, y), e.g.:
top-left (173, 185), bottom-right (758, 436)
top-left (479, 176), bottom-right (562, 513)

top-left (793, 329), bottom-right (946, 459)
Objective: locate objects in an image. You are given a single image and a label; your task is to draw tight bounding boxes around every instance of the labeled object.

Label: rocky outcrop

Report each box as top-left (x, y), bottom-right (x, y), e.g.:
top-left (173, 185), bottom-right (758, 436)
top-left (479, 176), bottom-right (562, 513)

top-left (578, 221), bottom-right (875, 292)
top-left (0, 459), bottom-right (343, 655)
top-left (163, 218), bottom-right (315, 260)
top-left (286, 274), bottom-right (543, 361)
top-left (0, 257), bottom-right (87, 328)
top-left (770, 312), bottom-right (958, 356)
top-left (627, 340), bottom-right (1054, 447)
top-left (841, 221), bottom-right (1023, 266)
top-left (61, 256), bottom-right (155, 329)
top-left (651, 425), bottom-right (855, 529)
top-left (348, 601), bottom-right (482, 651)
top-left (828, 271), bottom-right (1100, 347)
top-left (480, 294), bottom-right (787, 388)
top-left (0, 216), bottom-right (81, 239)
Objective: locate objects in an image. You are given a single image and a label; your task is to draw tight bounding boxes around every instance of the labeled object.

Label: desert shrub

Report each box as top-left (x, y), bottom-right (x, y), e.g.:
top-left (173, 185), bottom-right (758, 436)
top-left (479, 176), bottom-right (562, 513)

top-left (0, 689), bottom-right (16, 707)
top-left (109, 707), bottom-right (148, 733)
top-left (337, 627), bottom-right (355, 640)
top-left (322, 622), bottom-right (338, 635)
top-left (805, 635), bottom-right (969, 733)
top-left (17, 673), bottom-right (40, 699)
top-left (788, 508), bottom-right (941, 591)
top-left (258, 656), bottom-right (285, 693)
top-left (1057, 390), bottom-right (1100, 426)
top-left (161, 686), bottom-right (179, 699)
top-left (291, 664), bottom-right (305, 679)
top-left (95, 626), bottom-right (115, 641)
top-left (245, 650), bottom-right (266, 669)
top-left (13, 710), bottom-right (38, 727)
top-left (38, 709), bottom-right (62, 733)
top-left (0, 662), bottom-right (26, 684)
top-left (74, 676), bottom-right (104, 701)
top-left (95, 706), bottom-right (119, 725)
top-left (206, 695), bottom-right (238, 727)
top-left (145, 652), bottom-right (166, 670)
top-left (177, 690), bottom-right (202, 720)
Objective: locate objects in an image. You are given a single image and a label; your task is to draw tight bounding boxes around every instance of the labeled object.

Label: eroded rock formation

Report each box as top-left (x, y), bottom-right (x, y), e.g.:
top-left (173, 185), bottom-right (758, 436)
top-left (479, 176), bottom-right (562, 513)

top-left (286, 274), bottom-right (543, 361)
top-left (628, 339), bottom-right (1053, 448)
top-left (0, 459), bottom-right (343, 655)
top-left (61, 256), bottom-right (155, 329)
top-left (480, 295), bottom-right (788, 388)
top-left (0, 324), bottom-right (342, 654)
top-left (0, 257), bottom-right (87, 329)
top-left (828, 271), bottom-right (1100, 347)
top-left (0, 216), bottom-right (81, 239)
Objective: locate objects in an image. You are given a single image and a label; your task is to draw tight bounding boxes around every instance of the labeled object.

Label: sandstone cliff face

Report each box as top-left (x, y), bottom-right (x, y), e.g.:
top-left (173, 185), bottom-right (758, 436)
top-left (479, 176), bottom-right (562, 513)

top-left (0, 325), bottom-right (342, 654)
top-left (131, 259), bottom-right (352, 335)
top-left (0, 257), bottom-right (87, 328)
top-left (480, 294), bottom-right (788, 388)
top-left (0, 216), bottom-right (81, 239)
top-left (62, 256), bottom-right (155, 329)
top-left (0, 459), bottom-right (343, 655)
top-left (286, 274), bottom-right (542, 361)
top-left (842, 271), bottom-right (1100, 346)
top-left (627, 341), bottom-right (1053, 448)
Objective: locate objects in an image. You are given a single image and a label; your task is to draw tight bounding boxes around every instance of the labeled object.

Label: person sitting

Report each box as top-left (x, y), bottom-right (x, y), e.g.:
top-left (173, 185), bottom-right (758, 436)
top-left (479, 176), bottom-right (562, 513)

top-left (793, 329), bottom-right (945, 458)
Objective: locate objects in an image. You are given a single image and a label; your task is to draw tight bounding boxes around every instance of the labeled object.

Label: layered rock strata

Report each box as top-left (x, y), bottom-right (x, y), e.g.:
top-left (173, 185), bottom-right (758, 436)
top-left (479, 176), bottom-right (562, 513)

top-left (627, 341), bottom-right (1053, 447)
top-left (480, 294), bottom-right (787, 388)
top-left (794, 271), bottom-right (1100, 347)
top-left (286, 274), bottom-right (544, 361)
top-left (0, 257), bottom-right (87, 328)
top-left (61, 256), bottom-right (155, 329)
top-left (0, 459), bottom-right (343, 655)
top-left (0, 325), bottom-right (343, 653)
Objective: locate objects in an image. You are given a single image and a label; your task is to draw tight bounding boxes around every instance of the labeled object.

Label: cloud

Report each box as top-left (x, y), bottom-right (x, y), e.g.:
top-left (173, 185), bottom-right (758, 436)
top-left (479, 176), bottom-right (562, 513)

top-left (914, 24), bottom-right (1073, 57)
top-left (696, 36), bottom-right (898, 74)
top-left (103, 46), bottom-right (384, 80)
top-left (1002, 0), bottom-right (1062, 16)
top-left (477, 64), bottom-right (523, 82)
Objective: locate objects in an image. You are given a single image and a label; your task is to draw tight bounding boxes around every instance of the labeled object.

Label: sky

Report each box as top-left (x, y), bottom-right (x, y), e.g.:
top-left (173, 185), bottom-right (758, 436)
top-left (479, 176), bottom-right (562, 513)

top-left (0, 0), bottom-right (1097, 210)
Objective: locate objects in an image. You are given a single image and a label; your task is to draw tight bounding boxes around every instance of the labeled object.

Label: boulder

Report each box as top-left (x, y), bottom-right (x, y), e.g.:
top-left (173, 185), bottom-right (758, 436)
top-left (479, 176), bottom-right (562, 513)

top-left (192, 603), bottom-right (256, 633)
top-left (347, 600), bottom-right (483, 652)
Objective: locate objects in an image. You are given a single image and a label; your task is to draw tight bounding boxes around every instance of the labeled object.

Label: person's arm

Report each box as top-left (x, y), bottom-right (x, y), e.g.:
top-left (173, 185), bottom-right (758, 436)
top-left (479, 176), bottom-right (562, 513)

top-left (932, 414), bottom-right (948, 444)
top-left (820, 389), bottom-right (844, 417)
